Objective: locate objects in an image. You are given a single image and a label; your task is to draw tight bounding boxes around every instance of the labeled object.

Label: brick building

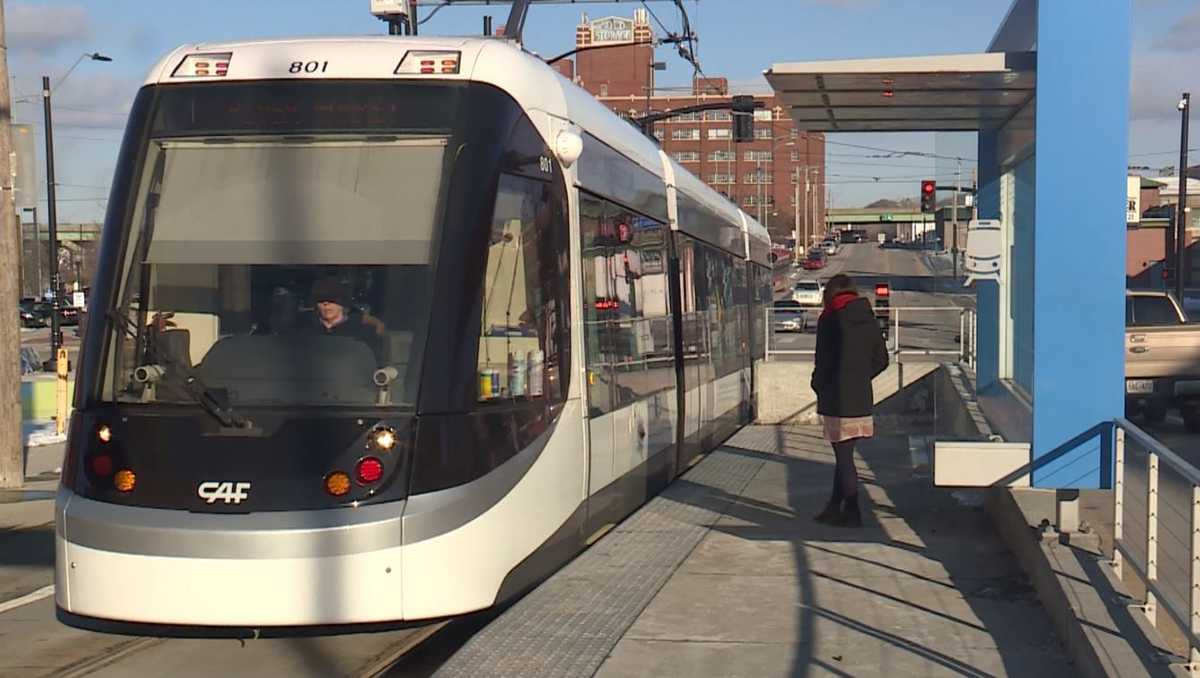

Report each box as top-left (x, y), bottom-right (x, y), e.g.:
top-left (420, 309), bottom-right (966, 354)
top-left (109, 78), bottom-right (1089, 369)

top-left (555, 10), bottom-right (826, 243)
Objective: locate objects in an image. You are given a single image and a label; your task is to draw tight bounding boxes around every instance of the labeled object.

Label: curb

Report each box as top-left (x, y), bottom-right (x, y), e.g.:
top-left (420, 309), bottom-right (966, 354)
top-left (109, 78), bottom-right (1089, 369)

top-left (986, 488), bottom-right (1181, 677)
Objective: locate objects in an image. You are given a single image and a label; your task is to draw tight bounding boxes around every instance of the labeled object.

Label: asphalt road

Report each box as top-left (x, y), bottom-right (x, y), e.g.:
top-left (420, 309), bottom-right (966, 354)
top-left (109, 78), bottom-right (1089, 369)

top-left (20, 326), bottom-right (82, 369)
top-left (770, 243), bottom-right (973, 360)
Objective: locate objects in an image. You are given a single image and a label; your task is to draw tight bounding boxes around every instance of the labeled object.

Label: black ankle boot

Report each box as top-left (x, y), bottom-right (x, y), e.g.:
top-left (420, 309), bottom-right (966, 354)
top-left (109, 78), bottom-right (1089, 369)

top-left (814, 498), bottom-right (841, 524)
top-left (835, 495), bottom-right (863, 528)
top-left (814, 476), bottom-right (843, 524)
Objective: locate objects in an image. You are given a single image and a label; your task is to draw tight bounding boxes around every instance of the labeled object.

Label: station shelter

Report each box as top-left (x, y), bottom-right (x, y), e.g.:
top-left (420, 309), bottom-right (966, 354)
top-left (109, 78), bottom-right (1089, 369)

top-left (765, 0), bottom-right (1131, 490)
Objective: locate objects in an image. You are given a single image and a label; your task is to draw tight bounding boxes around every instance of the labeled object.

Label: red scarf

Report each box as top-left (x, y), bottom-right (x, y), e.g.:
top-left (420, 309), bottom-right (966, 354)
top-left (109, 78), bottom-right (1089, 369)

top-left (822, 291), bottom-right (858, 318)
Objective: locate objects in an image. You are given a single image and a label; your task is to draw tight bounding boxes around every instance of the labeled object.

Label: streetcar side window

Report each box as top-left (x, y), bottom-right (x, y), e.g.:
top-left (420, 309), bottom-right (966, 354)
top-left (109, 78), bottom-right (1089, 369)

top-left (579, 192), bottom-right (672, 416)
top-left (476, 173), bottom-right (564, 404)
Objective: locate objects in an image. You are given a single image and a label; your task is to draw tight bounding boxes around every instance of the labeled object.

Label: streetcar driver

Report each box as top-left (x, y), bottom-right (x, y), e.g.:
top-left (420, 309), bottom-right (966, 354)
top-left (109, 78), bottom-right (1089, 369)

top-left (302, 276), bottom-right (387, 362)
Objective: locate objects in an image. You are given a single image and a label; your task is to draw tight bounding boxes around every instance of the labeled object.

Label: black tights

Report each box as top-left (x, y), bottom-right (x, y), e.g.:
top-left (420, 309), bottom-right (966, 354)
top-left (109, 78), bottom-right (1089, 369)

top-left (832, 439), bottom-right (859, 501)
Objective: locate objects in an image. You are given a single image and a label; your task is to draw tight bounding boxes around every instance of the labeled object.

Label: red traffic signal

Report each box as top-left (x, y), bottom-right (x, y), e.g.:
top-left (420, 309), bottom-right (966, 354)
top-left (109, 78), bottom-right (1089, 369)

top-left (920, 180), bottom-right (936, 213)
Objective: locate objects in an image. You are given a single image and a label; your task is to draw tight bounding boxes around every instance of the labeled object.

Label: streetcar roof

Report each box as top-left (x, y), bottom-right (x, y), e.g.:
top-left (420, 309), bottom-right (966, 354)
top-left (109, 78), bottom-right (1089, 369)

top-left (146, 36), bottom-right (766, 262)
top-left (146, 36), bottom-right (666, 174)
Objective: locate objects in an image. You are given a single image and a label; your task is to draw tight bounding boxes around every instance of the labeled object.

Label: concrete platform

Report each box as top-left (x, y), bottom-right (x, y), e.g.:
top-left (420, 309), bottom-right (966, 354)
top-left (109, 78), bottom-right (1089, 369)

top-left (438, 420), bottom-right (1074, 677)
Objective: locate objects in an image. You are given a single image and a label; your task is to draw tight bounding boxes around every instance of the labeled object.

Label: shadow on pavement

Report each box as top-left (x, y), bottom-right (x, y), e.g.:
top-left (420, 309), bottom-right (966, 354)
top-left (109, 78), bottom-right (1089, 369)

top-left (0, 525), bottom-right (54, 568)
top-left (655, 367), bottom-right (1070, 676)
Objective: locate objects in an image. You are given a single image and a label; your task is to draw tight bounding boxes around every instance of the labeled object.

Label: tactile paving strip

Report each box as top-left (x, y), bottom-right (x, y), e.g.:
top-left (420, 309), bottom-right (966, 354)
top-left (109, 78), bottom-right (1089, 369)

top-left (432, 443), bottom-right (766, 678)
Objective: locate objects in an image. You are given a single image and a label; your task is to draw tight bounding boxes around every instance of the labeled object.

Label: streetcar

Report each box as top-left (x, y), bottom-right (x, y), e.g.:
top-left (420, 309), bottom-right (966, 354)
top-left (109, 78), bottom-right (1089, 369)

top-left (56, 35), bottom-right (772, 634)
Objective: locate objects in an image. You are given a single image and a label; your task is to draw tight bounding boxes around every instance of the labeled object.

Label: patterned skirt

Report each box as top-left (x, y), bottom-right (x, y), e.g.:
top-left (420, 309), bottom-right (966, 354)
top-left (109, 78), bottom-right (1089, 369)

top-left (822, 415), bottom-right (875, 443)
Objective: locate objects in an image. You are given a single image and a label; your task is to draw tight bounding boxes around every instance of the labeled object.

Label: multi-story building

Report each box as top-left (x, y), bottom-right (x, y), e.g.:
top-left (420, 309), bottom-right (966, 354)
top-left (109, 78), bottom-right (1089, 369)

top-left (556, 10), bottom-right (827, 243)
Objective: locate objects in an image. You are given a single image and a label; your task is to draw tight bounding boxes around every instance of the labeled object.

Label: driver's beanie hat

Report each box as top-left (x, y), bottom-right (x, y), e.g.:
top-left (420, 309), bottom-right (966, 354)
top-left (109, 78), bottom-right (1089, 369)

top-left (312, 277), bottom-right (351, 308)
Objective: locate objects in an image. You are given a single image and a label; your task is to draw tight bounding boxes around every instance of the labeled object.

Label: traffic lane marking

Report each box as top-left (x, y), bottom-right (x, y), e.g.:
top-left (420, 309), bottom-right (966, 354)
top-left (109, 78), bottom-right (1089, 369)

top-left (0, 584), bottom-right (54, 615)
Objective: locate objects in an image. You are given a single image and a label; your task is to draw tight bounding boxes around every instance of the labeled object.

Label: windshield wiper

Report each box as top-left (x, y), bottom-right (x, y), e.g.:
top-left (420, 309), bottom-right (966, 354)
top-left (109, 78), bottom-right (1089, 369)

top-left (107, 309), bottom-right (250, 429)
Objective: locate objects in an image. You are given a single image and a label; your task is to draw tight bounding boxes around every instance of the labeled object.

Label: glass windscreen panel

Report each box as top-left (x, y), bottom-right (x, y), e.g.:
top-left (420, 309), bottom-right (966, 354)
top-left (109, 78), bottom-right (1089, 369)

top-left (107, 135), bottom-right (445, 408)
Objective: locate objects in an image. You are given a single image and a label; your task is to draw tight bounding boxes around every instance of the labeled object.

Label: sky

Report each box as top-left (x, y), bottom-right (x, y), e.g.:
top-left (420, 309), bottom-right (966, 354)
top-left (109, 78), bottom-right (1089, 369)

top-left (4, 0), bottom-right (1198, 222)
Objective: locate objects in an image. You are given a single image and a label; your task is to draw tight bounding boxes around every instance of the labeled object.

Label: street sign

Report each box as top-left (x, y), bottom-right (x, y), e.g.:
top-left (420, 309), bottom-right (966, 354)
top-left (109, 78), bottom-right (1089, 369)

top-left (12, 124), bottom-right (37, 211)
top-left (963, 219), bottom-right (1002, 286)
top-left (1126, 176), bottom-right (1140, 224)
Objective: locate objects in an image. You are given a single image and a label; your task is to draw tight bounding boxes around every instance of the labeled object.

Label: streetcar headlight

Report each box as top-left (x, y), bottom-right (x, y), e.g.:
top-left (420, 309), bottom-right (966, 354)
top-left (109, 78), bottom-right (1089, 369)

top-left (325, 471), bottom-right (351, 497)
top-left (395, 50), bottom-right (460, 75)
top-left (371, 427), bottom-right (397, 452)
top-left (114, 469), bottom-right (136, 492)
top-left (172, 53), bottom-right (233, 78)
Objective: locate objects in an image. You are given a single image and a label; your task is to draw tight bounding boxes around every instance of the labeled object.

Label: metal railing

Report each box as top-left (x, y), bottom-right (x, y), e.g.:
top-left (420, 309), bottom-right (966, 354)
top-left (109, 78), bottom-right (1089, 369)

top-left (1112, 417), bottom-right (1200, 672)
top-left (764, 305), bottom-right (977, 366)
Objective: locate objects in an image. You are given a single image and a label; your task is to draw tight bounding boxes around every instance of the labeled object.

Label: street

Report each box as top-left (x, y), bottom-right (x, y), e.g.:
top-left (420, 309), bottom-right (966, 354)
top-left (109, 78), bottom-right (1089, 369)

top-left (20, 325), bottom-right (81, 369)
top-left (770, 242), bottom-right (974, 360)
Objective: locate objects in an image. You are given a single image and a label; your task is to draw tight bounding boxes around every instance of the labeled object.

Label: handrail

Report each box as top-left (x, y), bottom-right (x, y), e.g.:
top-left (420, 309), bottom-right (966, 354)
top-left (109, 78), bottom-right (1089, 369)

top-left (1111, 417), bottom-right (1200, 671)
top-left (1115, 416), bottom-right (1200, 487)
top-left (764, 304), bottom-right (974, 363)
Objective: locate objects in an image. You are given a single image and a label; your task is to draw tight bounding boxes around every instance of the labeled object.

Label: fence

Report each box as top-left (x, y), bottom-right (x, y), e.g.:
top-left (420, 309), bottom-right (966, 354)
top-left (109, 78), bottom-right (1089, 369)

top-left (764, 305), bottom-right (977, 367)
top-left (1112, 417), bottom-right (1200, 672)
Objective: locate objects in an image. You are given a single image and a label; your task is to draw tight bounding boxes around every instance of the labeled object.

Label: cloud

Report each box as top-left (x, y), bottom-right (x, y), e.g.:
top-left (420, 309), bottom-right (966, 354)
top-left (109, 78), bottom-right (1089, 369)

top-left (8, 3), bottom-right (92, 57)
top-left (1130, 50), bottom-right (1193, 122)
top-left (1159, 8), bottom-right (1200, 50)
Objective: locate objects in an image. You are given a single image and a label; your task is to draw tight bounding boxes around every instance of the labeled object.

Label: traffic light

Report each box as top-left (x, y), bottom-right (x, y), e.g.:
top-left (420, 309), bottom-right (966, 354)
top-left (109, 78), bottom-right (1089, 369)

top-left (874, 282), bottom-right (891, 339)
top-left (732, 95), bottom-right (755, 143)
top-left (920, 180), bottom-right (936, 213)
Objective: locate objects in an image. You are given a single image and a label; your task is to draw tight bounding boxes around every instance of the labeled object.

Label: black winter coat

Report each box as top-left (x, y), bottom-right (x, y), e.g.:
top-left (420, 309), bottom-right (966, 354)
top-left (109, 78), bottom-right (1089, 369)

top-left (811, 296), bottom-right (889, 417)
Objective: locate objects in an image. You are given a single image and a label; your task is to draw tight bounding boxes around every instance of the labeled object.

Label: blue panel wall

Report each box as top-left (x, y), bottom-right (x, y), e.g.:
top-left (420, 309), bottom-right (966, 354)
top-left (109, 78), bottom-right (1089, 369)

top-left (1031, 1), bottom-right (1130, 489)
top-left (1012, 156), bottom-right (1036, 394)
top-left (975, 131), bottom-right (1001, 390)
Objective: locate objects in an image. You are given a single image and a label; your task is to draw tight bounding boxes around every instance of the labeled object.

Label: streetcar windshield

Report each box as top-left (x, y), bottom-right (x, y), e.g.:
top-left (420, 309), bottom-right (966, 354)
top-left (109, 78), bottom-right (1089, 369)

top-left (106, 133), bottom-right (445, 408)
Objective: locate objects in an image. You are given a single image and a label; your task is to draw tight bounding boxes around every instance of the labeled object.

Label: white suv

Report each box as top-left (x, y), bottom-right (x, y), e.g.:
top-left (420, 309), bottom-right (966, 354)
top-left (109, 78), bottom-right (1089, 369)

top-left (792, 279), bottom-right (823, 307)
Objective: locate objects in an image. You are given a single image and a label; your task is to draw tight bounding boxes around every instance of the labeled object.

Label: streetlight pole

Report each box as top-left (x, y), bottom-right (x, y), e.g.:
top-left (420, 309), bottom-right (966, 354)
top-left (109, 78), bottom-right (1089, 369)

top-left (41, 75), bottom-right (63, 369)
top-left (41, 52), bottom-right (111, 371)
top-left (644, 61), bottom-right (665, 120)
top-left (1177, 93), bottom-right (1191, 301)
top-left (756, 158), bottom-right (763, 224)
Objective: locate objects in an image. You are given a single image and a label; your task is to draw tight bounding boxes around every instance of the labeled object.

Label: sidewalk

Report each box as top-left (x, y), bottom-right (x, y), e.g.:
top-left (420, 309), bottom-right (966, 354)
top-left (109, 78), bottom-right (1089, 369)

top-left (437, 385), bottom-right (1074, 676)
top-left (592, 424), bottom-right (1072, 677)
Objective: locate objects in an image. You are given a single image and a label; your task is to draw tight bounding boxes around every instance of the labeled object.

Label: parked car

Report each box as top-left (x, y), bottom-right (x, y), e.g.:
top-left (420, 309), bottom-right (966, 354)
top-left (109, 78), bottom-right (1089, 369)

top-left (772, 299), bottom-right (807, 333)
top-left (1125, 290), bottom-right (1200, 432)
top-left (792, 279), bottom-right (823, 307)
top-left (19, 299), bottom-right (47, 328)
top-left (31, 301), bottom-right (79, 327)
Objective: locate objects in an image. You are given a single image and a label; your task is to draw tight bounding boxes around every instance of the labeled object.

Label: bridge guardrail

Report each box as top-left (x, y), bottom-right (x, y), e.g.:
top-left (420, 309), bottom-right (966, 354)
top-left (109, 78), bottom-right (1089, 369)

top-left (764, 305), bottom-right (976, 367)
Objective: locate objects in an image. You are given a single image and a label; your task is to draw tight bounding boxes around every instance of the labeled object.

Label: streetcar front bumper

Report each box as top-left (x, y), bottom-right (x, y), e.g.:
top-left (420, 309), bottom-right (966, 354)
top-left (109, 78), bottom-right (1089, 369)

top-left (55, 487), bottom-right (409, 629)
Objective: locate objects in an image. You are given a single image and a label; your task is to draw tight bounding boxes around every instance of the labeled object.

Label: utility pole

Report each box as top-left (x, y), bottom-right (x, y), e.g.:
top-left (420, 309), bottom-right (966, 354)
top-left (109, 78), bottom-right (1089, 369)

top-left (953, 160), bottom-right (961, 280)
top-left (0, 2), bottom-right (24, 488)
top-left (1177, 92), bottom-right (1191, 300)
top-left (793, 166), bottom-right (800, 260)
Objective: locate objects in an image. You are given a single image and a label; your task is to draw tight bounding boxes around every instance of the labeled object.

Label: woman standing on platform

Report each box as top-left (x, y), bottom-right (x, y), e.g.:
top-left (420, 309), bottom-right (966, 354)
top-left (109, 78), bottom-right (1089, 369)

top-left (810, 274), bottom-right (889, 527)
